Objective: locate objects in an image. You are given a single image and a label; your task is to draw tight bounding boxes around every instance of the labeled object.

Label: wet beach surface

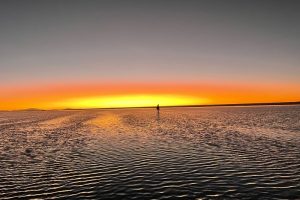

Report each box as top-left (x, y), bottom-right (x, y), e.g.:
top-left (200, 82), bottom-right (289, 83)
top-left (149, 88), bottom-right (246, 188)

top-left (0, 106), bottom-right (299, 199)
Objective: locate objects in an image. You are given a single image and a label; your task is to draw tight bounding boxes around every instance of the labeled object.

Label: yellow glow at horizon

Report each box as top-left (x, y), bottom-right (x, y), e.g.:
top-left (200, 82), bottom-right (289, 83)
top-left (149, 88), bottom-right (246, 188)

top-left (51, 94), bottom-right (208, 109)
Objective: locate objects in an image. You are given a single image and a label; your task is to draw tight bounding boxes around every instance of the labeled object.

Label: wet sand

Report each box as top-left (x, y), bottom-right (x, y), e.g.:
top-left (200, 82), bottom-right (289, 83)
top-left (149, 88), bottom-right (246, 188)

top-left (0, 106), bottom-right (299, 199)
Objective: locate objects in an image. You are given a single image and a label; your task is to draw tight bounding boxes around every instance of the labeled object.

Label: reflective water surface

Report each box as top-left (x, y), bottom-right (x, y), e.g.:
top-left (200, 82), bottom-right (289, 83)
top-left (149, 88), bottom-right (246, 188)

top-left (0, 106), bottom-right (299, 199)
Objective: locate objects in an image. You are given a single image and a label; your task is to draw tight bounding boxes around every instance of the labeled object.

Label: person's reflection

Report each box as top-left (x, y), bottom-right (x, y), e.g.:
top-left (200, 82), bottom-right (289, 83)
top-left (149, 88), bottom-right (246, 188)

top-left (156, 110), bottom-right (160, 121)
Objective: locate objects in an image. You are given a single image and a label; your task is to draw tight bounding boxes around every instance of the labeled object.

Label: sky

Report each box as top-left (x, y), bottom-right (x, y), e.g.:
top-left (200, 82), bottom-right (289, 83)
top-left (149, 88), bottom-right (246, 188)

top-left (1, 0), bottom-right (300, 110)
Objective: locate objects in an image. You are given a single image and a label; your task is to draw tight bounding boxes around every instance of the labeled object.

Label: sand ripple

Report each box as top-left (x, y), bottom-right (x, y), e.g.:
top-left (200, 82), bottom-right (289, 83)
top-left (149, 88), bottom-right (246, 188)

top-left (0, 106), bottom-right (299, 199)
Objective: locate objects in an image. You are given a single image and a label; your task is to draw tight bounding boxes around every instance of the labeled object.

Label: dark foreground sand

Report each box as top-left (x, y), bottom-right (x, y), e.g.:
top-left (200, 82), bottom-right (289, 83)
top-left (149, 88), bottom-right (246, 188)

top-left (0, 106), bottom-right (299, 199)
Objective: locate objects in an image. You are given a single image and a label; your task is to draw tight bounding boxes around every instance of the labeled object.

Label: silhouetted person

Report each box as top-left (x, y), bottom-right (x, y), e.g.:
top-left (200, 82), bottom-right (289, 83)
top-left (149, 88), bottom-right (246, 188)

top-left (156, 104), bottom-right (160, 121)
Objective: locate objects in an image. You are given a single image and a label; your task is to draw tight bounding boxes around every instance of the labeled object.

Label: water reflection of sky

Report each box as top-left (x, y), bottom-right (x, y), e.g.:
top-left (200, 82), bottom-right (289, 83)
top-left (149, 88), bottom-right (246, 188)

top-left (0, 106), bottom-right (299, 199)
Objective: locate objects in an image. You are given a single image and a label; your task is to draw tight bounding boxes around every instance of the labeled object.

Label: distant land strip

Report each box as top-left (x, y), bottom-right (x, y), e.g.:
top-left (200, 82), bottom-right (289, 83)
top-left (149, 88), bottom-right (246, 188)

top-left (99, 101), bottom-right (300, 110)
top-left (165, 101), bottom-right (300, 108)
top-left (5, 101), bottom-right (299, 111)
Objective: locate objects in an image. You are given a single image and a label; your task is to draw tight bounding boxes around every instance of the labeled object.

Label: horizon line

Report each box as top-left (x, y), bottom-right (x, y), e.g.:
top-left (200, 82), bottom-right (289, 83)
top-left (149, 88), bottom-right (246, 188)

top-left (2, 101), bottom-right (300, 112)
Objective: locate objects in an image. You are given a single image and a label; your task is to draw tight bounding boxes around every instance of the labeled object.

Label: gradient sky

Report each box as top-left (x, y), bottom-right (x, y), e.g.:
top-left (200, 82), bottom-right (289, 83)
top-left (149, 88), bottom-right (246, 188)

top-left (1, 0), bottom-right (300, 109)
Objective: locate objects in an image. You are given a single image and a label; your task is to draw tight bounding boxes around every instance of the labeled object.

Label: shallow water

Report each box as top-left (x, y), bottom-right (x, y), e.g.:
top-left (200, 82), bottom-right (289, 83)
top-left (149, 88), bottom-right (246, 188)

top-left (0, 106), bottom-right (299, 199)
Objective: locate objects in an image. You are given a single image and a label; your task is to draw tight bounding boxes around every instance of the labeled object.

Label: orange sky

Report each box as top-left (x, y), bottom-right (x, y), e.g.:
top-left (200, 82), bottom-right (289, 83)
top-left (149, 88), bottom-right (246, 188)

top-left (1, 81), bottom-right (299, 110)
top-left (1, 1), bottom-right (300, 111)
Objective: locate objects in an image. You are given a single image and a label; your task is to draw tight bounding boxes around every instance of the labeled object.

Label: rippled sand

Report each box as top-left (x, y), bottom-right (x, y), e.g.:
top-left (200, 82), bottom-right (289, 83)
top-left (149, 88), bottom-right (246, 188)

top-left (0, 106), bottom-right (299, 199)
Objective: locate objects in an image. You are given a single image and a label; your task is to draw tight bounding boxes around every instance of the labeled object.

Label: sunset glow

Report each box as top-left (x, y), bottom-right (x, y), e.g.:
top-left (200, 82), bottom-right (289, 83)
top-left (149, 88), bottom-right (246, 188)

top-left (51, 94), bottom-right (207, 109)
top-left (1, 82), bottom-right (299, 110)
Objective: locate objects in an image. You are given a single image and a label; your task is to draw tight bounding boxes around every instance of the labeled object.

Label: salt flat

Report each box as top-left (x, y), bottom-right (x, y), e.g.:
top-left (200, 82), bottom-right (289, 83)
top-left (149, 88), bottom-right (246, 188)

top-left (0, 106), bottom-right (299, 199)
